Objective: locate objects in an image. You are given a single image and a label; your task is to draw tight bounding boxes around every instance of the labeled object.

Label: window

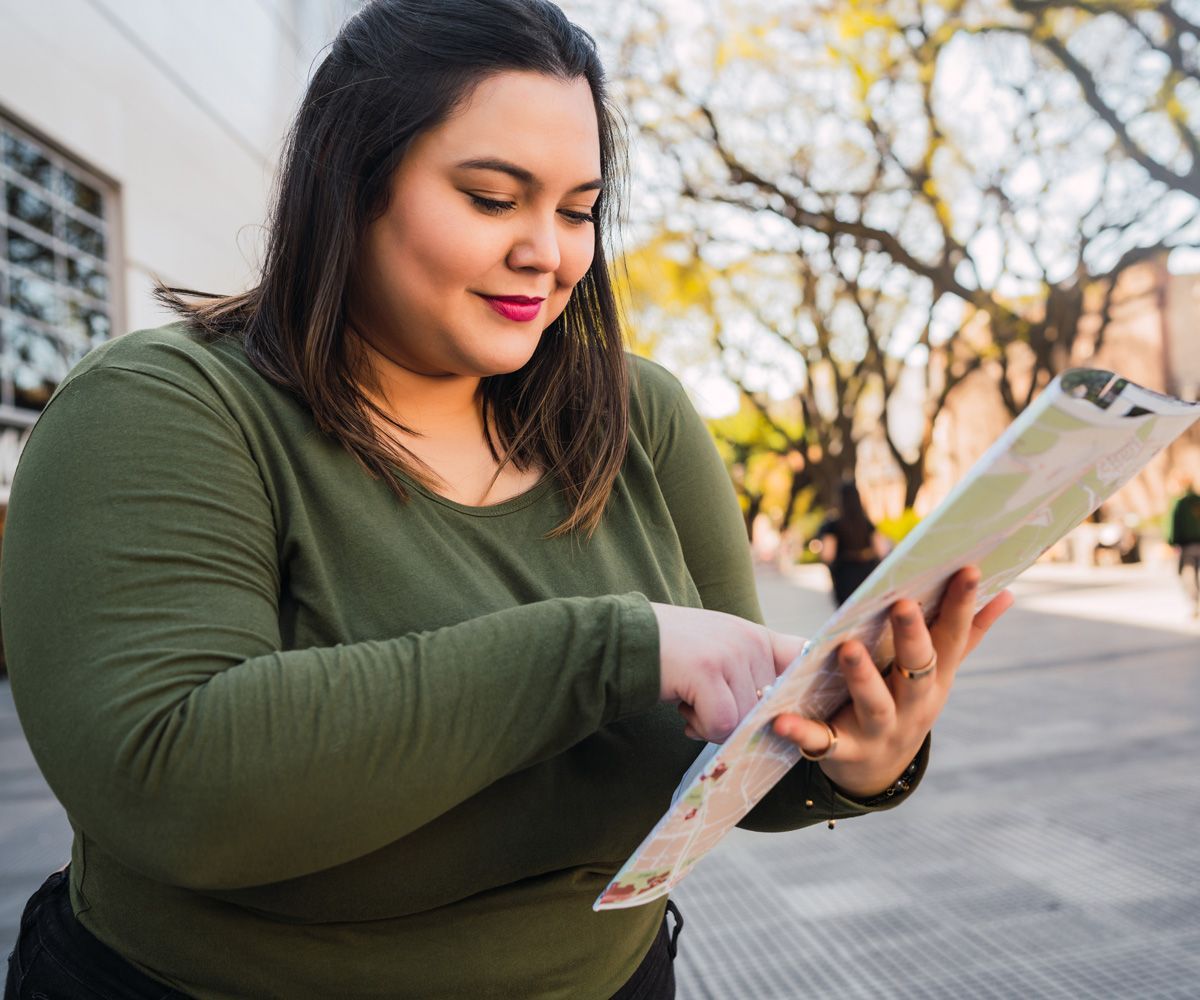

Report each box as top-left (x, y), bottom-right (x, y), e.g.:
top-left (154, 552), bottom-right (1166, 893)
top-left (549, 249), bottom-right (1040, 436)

top-left (0, 117), bottom-right (116, 414)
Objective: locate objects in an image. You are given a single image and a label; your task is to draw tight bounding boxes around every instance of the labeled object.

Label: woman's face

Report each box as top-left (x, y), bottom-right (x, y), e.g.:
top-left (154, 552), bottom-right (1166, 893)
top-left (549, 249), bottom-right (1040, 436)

top-left (350, 71), bottom-right (603, 379)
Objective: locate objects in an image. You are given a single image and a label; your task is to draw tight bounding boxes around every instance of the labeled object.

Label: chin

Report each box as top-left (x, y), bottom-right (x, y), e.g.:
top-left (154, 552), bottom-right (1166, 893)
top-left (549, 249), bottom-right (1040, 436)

top-left (466, 339), bottom-right (544, 377)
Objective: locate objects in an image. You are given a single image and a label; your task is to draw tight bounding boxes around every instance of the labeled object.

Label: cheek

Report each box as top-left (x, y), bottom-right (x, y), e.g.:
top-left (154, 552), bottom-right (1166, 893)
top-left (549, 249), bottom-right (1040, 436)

top-left (384, 195), bottom-right (483, 288)
top-left (547, 238), bottom-right (596, 318)
top-left (560, 231), bottom-right (596, 288)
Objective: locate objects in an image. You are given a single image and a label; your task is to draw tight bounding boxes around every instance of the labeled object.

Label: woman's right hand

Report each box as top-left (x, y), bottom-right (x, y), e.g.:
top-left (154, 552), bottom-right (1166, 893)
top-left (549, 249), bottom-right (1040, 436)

top-left (650, 602), bottom-right (805, 743)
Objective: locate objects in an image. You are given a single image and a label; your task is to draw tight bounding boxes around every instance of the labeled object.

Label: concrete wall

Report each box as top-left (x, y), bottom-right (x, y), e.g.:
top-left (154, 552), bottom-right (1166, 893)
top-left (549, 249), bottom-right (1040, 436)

top-left (0, 0), bottom-right (357, 334)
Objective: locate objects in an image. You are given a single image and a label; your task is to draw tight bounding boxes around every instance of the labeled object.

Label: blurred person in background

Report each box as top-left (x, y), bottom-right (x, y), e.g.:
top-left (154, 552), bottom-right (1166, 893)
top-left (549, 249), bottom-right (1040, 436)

top-left (817, 480), bottom-right (893, 607)
top-left (0, 2), bottom-right (1010, 998)
top-left (1168, 476), bottom-right (1200, 617)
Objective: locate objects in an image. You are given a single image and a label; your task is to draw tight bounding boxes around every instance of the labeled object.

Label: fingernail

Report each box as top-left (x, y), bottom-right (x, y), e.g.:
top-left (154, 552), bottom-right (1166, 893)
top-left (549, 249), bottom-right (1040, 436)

top-left (843, 647), bottom-right (861, 665)
top-left (896, 611), bottom-right (917, 627)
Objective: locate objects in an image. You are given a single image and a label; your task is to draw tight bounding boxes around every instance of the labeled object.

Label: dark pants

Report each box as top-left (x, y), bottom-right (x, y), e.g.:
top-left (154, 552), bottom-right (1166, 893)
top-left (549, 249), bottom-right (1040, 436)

top-left (610, 900), bottom-right (683, 1000)
top-left (5, 869), bottom-right (683, 999)
top-left (3, 870), bottom-right (185, 999)
top-left (1180, 542), bottom-right (1200, 613)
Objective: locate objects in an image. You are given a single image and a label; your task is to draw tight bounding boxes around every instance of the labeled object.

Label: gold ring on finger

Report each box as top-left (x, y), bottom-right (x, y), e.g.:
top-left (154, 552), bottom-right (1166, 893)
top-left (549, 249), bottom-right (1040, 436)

top-left (799, 720), bottom-right (838, 761)
top-left (895, 650), bottom-right (937, 680)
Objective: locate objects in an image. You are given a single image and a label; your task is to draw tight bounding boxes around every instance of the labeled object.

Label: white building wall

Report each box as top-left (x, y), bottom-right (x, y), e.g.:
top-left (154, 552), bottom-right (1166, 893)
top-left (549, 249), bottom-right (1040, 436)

top-left (1167, 274), bottom-right (1200, 401)
top-left (0, 0), bottom-right (357, 333)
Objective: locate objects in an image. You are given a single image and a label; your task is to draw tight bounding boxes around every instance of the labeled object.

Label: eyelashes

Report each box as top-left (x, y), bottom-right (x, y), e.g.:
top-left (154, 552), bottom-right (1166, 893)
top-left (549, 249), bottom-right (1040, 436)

top-left (468, 195), bottom-right (595, 226)
top-left (469, 195), bottom-right (515, 216)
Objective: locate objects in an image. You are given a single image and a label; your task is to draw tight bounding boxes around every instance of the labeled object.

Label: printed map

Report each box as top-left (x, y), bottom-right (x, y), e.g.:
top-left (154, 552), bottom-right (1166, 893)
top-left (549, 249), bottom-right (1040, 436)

top-left (596, 369), bottom-right (1200, 910)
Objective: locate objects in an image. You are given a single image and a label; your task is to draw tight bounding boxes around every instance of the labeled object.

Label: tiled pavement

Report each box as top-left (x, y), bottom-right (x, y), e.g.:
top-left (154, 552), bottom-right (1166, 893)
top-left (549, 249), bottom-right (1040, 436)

top-left (673, 562), bottom-right (1200, 998)
top-left (2, 561), bottom-right (1199, 997)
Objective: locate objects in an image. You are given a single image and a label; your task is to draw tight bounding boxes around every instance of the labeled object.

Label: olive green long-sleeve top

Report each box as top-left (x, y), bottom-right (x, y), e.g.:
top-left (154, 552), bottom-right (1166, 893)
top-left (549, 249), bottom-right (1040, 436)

top-left (1, 325), bottom-right (920, 999)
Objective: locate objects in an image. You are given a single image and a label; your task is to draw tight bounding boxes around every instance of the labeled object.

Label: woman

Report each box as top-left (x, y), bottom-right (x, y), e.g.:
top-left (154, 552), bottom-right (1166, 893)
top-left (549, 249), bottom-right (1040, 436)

top-left (818, 480), bottom-right (894, 607)
top-left (1, 2), bottom-right (1011, 998)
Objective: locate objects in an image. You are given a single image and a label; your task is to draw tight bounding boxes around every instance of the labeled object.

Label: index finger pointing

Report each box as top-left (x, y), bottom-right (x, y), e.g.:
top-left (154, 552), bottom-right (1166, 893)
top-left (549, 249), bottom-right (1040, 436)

top-left (770, 630), bottom-right (808, 677)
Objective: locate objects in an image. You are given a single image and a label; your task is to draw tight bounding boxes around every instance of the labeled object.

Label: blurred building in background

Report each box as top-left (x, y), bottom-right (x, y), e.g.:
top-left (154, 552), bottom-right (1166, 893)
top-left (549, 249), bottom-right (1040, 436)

top-left (0, 0), bottom-right (359, 510)
top-left (864, 256), bottom-right (1200, 548)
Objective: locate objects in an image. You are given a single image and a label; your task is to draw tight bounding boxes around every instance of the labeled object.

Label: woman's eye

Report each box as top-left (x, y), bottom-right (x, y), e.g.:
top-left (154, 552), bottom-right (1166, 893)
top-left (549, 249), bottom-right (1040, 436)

top-left (469, 194), bottom-right (594, 226)
top-left (470, 195), bottom-right (515, 215)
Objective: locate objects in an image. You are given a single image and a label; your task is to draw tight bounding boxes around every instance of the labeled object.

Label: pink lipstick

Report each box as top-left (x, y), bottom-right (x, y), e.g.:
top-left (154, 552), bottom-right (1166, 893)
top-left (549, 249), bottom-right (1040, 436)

top-left (480, 295), bottom-right (544, 322)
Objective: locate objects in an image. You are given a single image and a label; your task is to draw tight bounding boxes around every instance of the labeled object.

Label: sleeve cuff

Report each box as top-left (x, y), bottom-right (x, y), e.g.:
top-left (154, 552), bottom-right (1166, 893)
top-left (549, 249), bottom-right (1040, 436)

top-left (614, 592), bottom-right (661, 719)
top-left (826, 731), bottom-right (932, 815)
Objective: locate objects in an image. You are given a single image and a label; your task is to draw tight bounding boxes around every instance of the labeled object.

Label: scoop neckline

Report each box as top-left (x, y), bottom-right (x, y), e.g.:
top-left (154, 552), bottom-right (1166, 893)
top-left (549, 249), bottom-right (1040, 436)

top-left (393, 467), bottom-right (556, 517)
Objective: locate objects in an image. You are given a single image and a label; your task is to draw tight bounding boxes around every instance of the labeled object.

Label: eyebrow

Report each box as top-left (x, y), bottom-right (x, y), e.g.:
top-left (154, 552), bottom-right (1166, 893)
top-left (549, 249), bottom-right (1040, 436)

top-left (454, 157), bottom-right (603, 194)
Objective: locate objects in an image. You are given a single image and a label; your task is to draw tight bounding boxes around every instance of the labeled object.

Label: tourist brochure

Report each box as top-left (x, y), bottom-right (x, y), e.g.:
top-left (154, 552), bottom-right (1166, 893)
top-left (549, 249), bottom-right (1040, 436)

top-left (595, 369), bottom-right (1200, 910)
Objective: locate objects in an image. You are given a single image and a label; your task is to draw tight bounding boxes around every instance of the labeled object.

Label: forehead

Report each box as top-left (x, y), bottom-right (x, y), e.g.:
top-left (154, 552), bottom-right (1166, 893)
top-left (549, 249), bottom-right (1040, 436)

top-left (415, 71), bottom-right (602, 181)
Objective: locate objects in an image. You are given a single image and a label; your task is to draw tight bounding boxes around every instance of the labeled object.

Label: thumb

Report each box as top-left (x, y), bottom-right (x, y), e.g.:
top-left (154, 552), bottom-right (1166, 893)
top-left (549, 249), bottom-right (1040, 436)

top-left (772, 713), bottom-right (835, 758)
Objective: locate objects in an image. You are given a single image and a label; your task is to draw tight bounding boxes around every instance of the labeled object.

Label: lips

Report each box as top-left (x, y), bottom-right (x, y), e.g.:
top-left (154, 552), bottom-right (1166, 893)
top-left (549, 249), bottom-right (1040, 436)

top-left (480, 294), bottom-right (544, 322)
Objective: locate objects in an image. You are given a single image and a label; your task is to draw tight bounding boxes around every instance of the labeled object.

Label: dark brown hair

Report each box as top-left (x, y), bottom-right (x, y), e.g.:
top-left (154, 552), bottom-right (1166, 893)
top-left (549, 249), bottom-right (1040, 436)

top-left (155, 0), bottom-right (630, 537)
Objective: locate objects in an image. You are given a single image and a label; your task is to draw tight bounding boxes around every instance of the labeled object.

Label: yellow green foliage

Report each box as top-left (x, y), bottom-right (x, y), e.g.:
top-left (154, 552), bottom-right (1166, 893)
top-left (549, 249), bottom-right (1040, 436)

top-left (708, 399), bottom-right (810, 529)
top-left (714, 18), bottom-right (781, 70)
top-left (708, 401), bottom-right (798, 457)
top-left (620, 235), bottom-right (717, 315)
top-left (834, 4), bottom-right (896, 42)
top-left (618, 234), bottom-right (722, 357)
top-left (877, 507), bottom-right (921, 543)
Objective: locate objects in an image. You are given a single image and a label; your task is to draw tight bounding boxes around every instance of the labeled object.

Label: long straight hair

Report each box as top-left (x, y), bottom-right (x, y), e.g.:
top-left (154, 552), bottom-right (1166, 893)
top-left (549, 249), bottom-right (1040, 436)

top-left (155, 0), bottom-right (630, 537)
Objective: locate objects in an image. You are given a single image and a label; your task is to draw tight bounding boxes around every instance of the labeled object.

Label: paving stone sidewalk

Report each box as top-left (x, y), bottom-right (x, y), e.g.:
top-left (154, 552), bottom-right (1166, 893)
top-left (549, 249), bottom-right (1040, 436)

top-left (674, 562), bottom-right (1200, 999)
top-left (2, 562), bottom-right (1198, 997)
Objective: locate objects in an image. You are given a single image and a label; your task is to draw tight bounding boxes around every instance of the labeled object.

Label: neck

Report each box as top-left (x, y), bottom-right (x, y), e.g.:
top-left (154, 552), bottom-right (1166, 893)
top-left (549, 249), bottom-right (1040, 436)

top-left (353, 332), bottom-right (484, 439)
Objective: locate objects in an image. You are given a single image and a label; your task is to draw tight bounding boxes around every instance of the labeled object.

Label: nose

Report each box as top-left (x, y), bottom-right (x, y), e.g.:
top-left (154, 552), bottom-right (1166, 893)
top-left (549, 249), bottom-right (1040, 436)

top-left (507, 213), bottom-right (561, 274)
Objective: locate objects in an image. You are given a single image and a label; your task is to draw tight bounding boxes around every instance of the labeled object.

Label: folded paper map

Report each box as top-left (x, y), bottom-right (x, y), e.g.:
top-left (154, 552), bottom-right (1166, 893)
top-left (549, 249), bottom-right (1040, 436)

top-left (595, 369), bottom-right (1200, 910)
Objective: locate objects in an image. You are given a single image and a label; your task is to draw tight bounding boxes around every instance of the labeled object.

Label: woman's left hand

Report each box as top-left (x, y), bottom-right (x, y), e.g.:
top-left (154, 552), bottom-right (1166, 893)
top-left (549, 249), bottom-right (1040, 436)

top-left (771, 565), bottom-right (1014, 799)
